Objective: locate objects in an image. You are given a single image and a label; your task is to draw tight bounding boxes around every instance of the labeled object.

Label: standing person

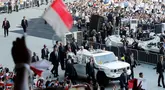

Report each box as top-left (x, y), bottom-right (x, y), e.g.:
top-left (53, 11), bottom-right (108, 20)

top-left (128, 52), bottom-right (136, 79)
top-left (8, 0), bottom-right (12, 13)
top-left (138, 72), bottom-right (147, 90)
top-left (86, 58), bottom-right (95, 84)
top-left (37, 0), bottom-right (39, 7)
top-left (65, 57), bottom-right (77, 85)
top-left (21, 16), bottom-right (28, 33)
top-left (157, 56), bottom-right (165, 88)
top-left (41, 45), bottom-right (49, 60)
top-left (44, 8), bottom-right (47, 24)
top-left (31, 52), bottom-right (39, 62)
top-left (15, 0), bottom-right (19, 12)
top-left (119, 69), bottom-right (128, 90)
top-left (45, 0), bottom-right (48, 5)
top-left (2, 18), bottom-right (10, 37)
top-left (49, 46), bottom-right (59, 77)
top-left (59, 42), bottom-right (65, 70)
top-left (77, 19), bottom-right (82, 31)
top-left (71, 38), bottom-right (78, 55)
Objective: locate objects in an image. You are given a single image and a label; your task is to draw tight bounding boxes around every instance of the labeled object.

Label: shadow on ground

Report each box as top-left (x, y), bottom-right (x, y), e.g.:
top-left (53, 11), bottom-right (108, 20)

top-left (11, 16), bottom-right (78, 41)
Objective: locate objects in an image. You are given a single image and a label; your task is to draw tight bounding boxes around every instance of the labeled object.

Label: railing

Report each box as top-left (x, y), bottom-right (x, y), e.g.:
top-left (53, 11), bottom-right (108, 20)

top-left (77, 40), bottom-right (162, 65)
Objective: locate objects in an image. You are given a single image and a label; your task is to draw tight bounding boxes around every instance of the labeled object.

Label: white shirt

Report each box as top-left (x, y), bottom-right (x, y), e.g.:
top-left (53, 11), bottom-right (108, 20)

top-left (85, 15), bottom-right (90, 23)
top-left (75, 12), bottom-right (79, 17)
top-left (138, 78), bottom-right (147, 90)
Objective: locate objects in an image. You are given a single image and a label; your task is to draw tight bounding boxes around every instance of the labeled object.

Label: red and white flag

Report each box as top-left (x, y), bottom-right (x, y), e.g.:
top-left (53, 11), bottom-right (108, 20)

top-left (42, 0), bottom-right (73, 37)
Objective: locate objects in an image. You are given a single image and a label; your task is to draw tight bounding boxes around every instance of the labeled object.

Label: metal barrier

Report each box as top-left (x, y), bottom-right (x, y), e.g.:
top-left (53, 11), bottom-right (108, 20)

top-left (76, 39), bottom-right (164, 65)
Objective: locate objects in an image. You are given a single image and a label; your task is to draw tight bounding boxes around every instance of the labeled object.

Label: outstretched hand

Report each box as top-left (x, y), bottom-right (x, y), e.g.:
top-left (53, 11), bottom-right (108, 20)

top-left (11, 36), bottom-right (31, 64)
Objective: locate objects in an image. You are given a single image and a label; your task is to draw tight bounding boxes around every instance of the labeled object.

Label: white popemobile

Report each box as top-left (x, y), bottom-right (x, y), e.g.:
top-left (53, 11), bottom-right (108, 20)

top-left (73, 49), bottom-right (131, 85)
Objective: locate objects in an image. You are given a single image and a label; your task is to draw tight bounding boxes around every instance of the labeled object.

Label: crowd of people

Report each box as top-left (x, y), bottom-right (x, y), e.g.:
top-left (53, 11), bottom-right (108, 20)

top-left (2, 0), bottom-right (165, 89)
top-left (0, 0), bottom-right (49, 14)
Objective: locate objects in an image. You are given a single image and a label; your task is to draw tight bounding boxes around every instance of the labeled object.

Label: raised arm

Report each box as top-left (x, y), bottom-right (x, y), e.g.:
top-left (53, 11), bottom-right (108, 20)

top-left (11, 36), bottom-right (31, 90)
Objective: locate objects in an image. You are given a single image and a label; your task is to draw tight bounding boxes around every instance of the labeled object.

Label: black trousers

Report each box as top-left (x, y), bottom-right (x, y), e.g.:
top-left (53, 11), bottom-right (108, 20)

top-left (120, 83), bottom-right (128, 90)
top-left (69, 76), bottom-right (76, 85)
top-left (23, 27), bottom-right (27, 33)
top-left (60, 59), bottom-right (65, 70)
top-left (158, 72), bottom-right (165, 86)
top-left (51, 65), bottom-right (58, 76)
top-left (88, 73), bottom-right (95, 83)
top-left (4, 28), bottom-right (9, 37)
top-left (8, 6), bottom-right (12, 13)
top-left (131, 66), bottom-right (134, 79)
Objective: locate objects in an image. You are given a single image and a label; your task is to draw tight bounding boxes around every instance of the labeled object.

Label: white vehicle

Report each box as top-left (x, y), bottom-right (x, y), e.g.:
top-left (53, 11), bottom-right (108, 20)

top-left (105, 35), bottom-right (134, 47)
top-left (73, 49), bottom-right (131, 85)
top-left (138, 35), bottom-right (160, 52)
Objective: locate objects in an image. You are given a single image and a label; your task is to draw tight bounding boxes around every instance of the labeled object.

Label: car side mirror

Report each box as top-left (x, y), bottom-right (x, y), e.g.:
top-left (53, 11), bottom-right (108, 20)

top-left (116, 57), bottom-right (118, 60)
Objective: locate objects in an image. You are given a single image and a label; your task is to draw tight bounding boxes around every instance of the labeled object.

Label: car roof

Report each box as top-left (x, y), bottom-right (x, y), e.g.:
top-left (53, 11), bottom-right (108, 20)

top-left (77, 49), bottom-right (114, 57)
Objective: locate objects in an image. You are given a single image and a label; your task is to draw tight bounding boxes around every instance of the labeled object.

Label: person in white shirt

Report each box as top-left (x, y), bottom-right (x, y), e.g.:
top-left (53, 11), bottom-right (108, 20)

top-left (138, 72), bottom-right (147, 90)
top-left (85, 14), bottom-right (90, 30)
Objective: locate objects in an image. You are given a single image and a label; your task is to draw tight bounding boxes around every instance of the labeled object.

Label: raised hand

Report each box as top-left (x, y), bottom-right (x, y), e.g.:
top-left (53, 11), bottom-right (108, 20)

top-left (11, 36), bottom-right (31, 64)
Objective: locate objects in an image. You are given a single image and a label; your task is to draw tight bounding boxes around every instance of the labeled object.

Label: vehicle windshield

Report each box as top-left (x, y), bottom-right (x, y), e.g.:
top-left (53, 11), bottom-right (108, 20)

top-left (94, 53), bottom-right (117, 64)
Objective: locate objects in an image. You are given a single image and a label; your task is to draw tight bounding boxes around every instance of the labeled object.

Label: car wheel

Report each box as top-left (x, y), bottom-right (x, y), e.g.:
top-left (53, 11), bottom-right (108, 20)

top-left (96, 71), bottom-right (109, 86)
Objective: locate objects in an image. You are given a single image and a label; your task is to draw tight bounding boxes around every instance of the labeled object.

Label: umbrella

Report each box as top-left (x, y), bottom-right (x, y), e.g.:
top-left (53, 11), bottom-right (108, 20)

top-left (30, 60), bottom-right (52, 70)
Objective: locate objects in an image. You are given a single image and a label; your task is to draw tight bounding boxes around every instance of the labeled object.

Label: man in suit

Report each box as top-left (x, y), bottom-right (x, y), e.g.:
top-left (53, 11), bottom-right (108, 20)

top-left (71, 38), bottom-right (78, 55)
top-left (65, 57), bottom-right (77, 85)
top-left (127, 52), bottom-right (136, 79)
top-left (86, 58), bottom-right (95, 83)
top-left (157, 56), bottom-right (165, 88)
top-left (49, 46), bottom-right (59, 77)
top-left (21, 16), bottom-right (28, 33)
top-left (41, 45), bottom-right (49, 60)
top-left (120, 69), bottom-right (128, 90)
top-left (2, 18), bottom-right (10, 37)
top-left (32, 52), bottom-right (39, 62)
top-left (59, 42), bottom-right (65, 70)
top-left (8, 0), bottom-right (12, 14)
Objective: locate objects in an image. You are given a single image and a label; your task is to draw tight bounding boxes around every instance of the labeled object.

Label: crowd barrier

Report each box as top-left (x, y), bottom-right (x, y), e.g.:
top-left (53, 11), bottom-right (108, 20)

top-left (77, 40), bottom-right (162, 65)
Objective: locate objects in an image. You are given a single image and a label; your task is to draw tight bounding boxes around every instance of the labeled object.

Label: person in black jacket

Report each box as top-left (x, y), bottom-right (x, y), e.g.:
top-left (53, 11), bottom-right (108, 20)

top-left (2, 18), bottom-right (10, 37)
top-left (157, 56), bottom-right (165, 88)
top-left (65, 57), bottom-right (76, 85)
top-left (120, 69), bottom-right (129, 90)
top-left (31, 52), bottom-right (39, 62)
top-left (86, 58), bottom-right (95, 83)
top-left (41, 45), bottom-right (49, 60)
top-left (159, 43), bottom-right (164, 55)
top-left (59, 43), bottom-right (65, 70)
top-left (71, 38), bottom-right (78, 55)
top-left (21, 16), bottom-right (28, 33)
top-left (128, 52), bottom-right (136, 79)
top-left (49, 46), bottom-right (59, 77)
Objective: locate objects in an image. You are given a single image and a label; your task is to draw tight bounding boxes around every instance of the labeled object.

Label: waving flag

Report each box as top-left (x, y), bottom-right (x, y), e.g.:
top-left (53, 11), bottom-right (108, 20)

top-left (42, 0), bottom-right (73, 37)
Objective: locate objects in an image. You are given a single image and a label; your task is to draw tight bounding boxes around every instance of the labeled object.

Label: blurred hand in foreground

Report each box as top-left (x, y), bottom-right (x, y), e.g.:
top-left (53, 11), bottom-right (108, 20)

top-left (11, 36), bottom-right (31, 64)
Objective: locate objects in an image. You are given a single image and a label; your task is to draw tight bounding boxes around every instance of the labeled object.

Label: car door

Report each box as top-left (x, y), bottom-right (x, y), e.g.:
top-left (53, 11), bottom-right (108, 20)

top-left (73, 54), bottom-right (86, 77)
